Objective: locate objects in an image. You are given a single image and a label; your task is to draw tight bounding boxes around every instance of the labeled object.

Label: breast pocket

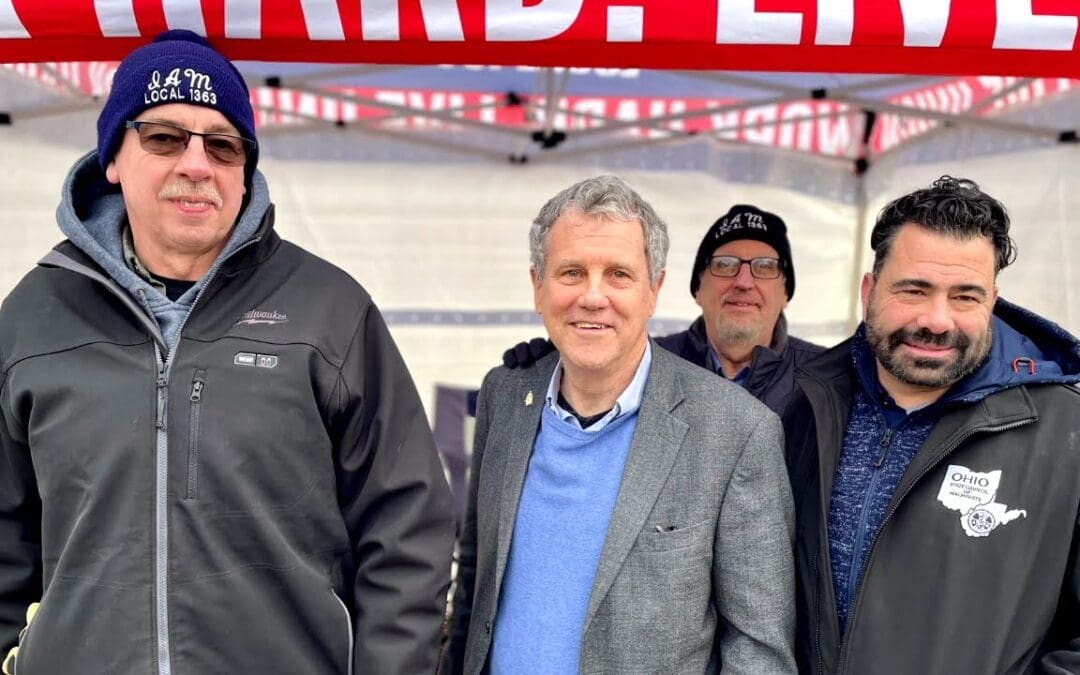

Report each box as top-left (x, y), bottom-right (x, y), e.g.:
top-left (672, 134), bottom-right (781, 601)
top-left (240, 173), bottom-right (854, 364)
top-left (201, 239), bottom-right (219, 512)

top-left (634, 518), bottom-right (712, 552)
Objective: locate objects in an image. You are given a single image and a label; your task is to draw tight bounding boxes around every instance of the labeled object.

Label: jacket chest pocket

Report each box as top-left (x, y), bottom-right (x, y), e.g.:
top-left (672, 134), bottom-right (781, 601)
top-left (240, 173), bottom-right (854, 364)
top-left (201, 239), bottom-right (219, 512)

top-left (174, 354), bottom-right (335, 515)
top-left (184, 369), bottom-right (206, 501)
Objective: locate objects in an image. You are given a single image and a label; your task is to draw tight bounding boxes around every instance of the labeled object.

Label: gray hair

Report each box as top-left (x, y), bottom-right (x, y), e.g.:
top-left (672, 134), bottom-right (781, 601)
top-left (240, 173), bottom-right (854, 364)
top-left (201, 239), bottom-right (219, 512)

top-left (529, 175), bottom-right (670, 284)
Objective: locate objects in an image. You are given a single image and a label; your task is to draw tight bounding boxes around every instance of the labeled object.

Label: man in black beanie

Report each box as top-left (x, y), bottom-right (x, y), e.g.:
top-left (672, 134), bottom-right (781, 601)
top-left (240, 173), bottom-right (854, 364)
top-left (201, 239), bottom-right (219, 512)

top-left (656, 204), bottom-right (824, 415)
top-left (0, 30), bottom-right (452, 675)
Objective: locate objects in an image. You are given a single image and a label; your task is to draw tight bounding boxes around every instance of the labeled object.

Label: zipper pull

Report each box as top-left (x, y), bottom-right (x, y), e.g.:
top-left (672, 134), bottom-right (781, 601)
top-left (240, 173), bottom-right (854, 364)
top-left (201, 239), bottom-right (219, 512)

top-left (155, 373), bottom-right (168, 431)
top-left (190, 380), bottom-right (204, 402)
top-left (873, 428), bottom-right (892, 468)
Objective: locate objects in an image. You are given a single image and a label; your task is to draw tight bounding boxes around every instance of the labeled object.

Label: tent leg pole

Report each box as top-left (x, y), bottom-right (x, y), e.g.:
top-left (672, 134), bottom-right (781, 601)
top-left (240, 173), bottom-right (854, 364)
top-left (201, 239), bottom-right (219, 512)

top-left (848, 169), bottom-right (870, 334)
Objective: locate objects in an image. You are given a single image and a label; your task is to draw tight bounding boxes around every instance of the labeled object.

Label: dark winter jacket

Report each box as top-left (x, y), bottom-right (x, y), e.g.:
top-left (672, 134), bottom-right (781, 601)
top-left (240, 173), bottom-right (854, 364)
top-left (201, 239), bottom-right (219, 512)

top-left (785, 298), bottom-right (1080, 675)
top-left (0, 157), bottom-right (454, 675)
top-left (656, 313), bottom-right (824, 416)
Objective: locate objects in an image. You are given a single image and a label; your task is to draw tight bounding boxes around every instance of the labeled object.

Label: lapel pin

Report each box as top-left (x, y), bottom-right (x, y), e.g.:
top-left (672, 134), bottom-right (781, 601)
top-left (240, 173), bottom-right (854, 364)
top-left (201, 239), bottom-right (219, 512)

top-left (524, 390), bottom-right (533, 407)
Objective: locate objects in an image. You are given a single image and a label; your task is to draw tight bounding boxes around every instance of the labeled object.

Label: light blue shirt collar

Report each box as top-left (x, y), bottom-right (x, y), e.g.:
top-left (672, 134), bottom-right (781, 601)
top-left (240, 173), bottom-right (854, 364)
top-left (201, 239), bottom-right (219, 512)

top-left (545, 341), bottom-right (652, 432)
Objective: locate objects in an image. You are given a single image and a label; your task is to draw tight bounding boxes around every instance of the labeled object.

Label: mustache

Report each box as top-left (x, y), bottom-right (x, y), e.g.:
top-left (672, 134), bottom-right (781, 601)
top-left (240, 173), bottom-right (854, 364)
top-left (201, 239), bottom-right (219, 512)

top-left (721, 292), bottom-right (761, 304)
top-left (158, 180), bottom-right (223, 208)
top-left (887, 326), bottom-right (971, 352)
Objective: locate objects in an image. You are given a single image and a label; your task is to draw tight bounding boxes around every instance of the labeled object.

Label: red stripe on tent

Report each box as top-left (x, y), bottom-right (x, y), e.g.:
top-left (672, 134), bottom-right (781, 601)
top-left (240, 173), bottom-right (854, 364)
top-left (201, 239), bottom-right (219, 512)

top-left (336, 0), bottom-right (363, 41)
top-left (262, 0), bottom-right (307, 40)
top-left (941, 0), bottom-right (997, 48)
top-left (131, 0), bottom-right (168, 37)
top-left (851, 0), bottom-right (902, 46)
top-left (0, 41), bottom-right (1078, 79)
top-left (201, 0), bottom-right (226, 39)
top-left (10, 0), bottom-right (101, 38)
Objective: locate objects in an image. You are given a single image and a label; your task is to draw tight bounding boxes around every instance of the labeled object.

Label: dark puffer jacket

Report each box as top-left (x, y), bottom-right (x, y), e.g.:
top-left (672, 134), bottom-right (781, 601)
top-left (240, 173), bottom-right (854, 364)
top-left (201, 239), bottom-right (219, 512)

top-left (784, 299), bottom-right (1080, 675)
top-left (656, 313), bottom-right (825, 416)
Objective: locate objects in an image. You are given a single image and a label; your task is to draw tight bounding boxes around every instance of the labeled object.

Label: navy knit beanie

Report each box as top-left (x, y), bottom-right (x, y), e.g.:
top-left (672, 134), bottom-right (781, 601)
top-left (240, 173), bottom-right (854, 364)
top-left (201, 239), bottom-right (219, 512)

top-left (97, 29), bottom-right (257, 180)
top-left (689, 204), bottom-right (796, 300)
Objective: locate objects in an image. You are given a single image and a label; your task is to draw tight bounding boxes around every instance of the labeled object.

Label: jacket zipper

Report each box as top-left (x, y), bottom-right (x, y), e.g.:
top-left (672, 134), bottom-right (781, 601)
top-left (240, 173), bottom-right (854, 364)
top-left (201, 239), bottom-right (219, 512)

top-left (153, 345), bottom-right (171, 675)
top-left (186, 371), bottom-right (206, 500)
top-left (48, 234), bottom-right (264, 675)
top-left (330, 588), bottom-right (355, 675)
top-left (842, 421), bottom-right (897, 622)
top-left (152, 236), bottom-right (261, 675)
top-left (834, 418), bottom-right (1035, 674)
top-left (128, 237), bottom-right (260, 675)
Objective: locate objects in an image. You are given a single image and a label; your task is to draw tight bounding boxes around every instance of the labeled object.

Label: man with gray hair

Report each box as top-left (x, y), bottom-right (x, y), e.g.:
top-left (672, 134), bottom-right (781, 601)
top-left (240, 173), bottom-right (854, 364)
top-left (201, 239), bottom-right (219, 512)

top-left (443, 175), bottom-right (796, 674)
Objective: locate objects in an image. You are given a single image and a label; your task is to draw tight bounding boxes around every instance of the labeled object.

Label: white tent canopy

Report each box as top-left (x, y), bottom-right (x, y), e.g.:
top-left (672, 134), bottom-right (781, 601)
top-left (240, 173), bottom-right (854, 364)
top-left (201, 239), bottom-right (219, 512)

top-left (1, 1), bottom-right (1078, 416)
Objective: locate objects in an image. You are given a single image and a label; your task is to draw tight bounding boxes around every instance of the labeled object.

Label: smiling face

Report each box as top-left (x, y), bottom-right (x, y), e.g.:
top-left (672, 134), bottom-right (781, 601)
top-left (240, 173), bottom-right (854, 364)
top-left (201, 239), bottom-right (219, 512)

top-left (694, 238), bottom-right (788, 353)
top-left (862, 223), bottom-right (998, 404)
top-left (106, 103), bottom-right (246, 280)
top-left (532, 209), bottom-right (663, 384)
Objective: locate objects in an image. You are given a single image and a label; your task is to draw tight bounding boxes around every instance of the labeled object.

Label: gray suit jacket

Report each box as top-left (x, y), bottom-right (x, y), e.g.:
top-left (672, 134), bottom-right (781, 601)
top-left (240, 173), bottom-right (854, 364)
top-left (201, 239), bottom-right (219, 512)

top-left (444, 344), bottom-right (796, 674)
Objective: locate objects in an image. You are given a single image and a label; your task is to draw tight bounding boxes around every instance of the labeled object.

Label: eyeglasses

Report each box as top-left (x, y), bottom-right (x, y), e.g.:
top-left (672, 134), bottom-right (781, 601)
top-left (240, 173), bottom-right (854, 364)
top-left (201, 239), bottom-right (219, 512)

top-left (707, 255), bottom-right (783, 279)
top-left (125, 120), bottom-right (256, 167)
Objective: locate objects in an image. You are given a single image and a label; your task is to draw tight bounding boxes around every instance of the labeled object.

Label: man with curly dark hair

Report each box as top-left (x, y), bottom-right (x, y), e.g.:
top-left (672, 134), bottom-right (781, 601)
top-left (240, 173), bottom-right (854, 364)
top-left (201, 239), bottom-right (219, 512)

top-left (785, 176), bottom-right (1080, 674)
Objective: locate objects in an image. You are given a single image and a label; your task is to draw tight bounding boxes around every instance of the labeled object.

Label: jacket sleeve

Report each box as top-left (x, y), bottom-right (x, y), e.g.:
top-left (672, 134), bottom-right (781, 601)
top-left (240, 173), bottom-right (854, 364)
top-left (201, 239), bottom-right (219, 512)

top-left (713, 409), bottom-right (798, 674)
top-left (329, 303), bottom-right (455, 675)
top-left (440, 370), bottom-right (494, 675)
top-left (1039, 506), bottom-right (1080, 674)
top-left (0, 372), bottom-right (42, 655)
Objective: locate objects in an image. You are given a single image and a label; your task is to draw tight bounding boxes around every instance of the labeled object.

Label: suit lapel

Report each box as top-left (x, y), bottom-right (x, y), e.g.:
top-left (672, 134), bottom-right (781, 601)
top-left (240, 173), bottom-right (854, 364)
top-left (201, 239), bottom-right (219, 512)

top-left (583, 349), bottom-right (689, 629)
top-left (493, 357), bottom-right (554, 587)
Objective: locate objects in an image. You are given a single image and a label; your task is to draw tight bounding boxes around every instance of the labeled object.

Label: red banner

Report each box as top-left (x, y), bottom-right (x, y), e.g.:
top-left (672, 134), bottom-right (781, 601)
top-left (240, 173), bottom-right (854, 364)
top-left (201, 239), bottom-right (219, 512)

top-left (1, 1), bottom-right (1079, 76)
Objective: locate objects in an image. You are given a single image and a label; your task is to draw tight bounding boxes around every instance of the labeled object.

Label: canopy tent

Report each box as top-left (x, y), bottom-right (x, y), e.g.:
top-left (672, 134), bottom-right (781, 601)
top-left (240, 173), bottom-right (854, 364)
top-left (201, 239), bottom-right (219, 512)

top-left (1, 0), bottom-right (1078, 419)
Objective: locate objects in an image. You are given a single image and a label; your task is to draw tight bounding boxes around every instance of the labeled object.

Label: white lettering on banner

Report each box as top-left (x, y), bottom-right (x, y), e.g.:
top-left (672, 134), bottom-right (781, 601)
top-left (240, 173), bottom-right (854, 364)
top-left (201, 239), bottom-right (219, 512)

top-left (0, 0), bottom-right (27, 38)
top-left (89, 61), bottom-right (117, 97)
top-left (646, 99), bottom-right (667, 138)
top-left (94, 0), bottom-right (139, 37)
top-left (716, 0), bottom-right (802, 45)
top-left (615, 99), bottom-right (640, 127)
top-left (994, 0), bottom-right (1077, 50)
top-left (817, 106), bottom-right (851, 155)
top-left (670, 100), bottom-right (687, 131)
top-left (304, 0), bottom-right (346, 40)
top-left (898, 0), bottom-right (949, 47)
top-left (420, 0), bottom-right (465, 41)
top-left (375, 90), bottom-right (407, 127)
top-left (743, 105), bottom-right (778, 145)
top-left (479, 94), bottom-right (497, 123)
top-left (225, 0), bottom-right (261, 39)
top-left (815, 0), bottom-right (853, 46)
top-left (486, 0), bottom-right (584, 41)
top-left (340, 100), bottom-right (358, 122)
top-left (708, 104), bottom-right (739, 139)
top-left (162, 0), bottom-right (207, 35)
top-left (607, 6), bottom-right (644, 43)
top-left (297, 92), bottom-right (319, 117)
top-left (573, 98), bottom-right (607, 129)
top-left (779, 101), bottom-right (814, 151)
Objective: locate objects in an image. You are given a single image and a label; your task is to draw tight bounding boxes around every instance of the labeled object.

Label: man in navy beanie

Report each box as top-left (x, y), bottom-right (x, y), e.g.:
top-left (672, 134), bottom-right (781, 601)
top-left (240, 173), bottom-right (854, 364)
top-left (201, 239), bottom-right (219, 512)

top-left (0, 30), bottom-right (453, 675)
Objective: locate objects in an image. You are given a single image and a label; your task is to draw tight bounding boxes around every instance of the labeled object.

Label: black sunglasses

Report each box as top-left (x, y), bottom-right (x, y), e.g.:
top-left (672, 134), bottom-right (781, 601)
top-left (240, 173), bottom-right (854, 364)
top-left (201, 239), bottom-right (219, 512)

top-left (125, 120), bottom-right (255, 167)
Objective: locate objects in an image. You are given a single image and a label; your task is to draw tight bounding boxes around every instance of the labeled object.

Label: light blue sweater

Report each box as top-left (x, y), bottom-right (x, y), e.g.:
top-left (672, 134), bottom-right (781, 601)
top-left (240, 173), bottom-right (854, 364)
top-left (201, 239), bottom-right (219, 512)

top-left (490, 404), bottom-right (639, 673)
